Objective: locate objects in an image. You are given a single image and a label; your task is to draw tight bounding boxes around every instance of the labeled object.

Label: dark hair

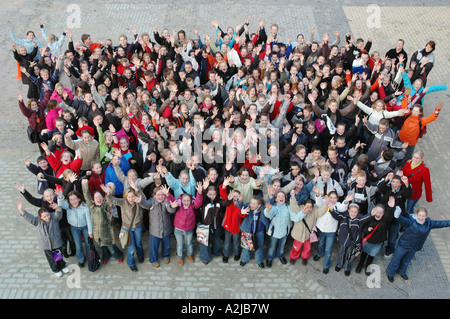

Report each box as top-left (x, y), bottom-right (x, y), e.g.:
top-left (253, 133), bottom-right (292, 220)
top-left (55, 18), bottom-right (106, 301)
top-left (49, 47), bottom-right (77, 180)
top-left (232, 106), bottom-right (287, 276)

top-left (38, 208), bottom-right (50, 219)
top-left (67, 190), bottom-right (85, 208)
top-left (382, 148), bottom-right (394, 161)
top-left (37, 155), bottom-right (47, 163)
top-left (426, 41), bottom-right (436, 52)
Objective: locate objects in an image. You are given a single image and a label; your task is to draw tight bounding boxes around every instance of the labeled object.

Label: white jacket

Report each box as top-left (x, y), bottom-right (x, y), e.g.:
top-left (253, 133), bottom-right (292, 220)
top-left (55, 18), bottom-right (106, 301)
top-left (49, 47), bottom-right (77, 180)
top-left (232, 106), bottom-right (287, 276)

top-left (314, 196), bottom-right (348, 233)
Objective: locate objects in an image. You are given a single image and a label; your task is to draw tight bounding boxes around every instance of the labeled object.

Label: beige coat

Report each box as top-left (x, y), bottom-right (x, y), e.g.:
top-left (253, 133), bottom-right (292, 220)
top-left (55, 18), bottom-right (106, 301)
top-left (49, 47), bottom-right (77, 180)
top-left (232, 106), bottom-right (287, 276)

top-left (290, 203), bottom-right (328, 243)
top-left (65, 135), bottom-right (100, 171)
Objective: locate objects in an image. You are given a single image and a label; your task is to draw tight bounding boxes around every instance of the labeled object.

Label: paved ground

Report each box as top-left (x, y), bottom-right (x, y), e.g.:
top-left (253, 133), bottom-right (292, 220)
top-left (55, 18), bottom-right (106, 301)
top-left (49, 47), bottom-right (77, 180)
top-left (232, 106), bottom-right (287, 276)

top-left (1, 0), bottom-right (449, 301)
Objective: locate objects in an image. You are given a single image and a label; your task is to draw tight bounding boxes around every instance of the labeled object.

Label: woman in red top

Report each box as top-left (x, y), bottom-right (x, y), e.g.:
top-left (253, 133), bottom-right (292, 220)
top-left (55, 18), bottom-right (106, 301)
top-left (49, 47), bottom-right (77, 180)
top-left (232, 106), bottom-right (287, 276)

top-left (400, 150), bottom-right (432, 215)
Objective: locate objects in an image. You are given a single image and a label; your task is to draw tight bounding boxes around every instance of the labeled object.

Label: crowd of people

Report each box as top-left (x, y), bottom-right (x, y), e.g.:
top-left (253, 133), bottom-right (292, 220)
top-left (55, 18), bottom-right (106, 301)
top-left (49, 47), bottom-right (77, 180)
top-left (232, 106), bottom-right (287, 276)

top-left (10, 17), bottom-right (450, 283)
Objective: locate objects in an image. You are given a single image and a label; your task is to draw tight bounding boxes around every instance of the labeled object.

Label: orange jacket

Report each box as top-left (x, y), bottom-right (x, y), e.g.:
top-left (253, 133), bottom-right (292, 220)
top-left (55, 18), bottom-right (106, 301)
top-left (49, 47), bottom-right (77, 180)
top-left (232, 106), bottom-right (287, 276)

top-left (398, 97), bottom-right (439, 146)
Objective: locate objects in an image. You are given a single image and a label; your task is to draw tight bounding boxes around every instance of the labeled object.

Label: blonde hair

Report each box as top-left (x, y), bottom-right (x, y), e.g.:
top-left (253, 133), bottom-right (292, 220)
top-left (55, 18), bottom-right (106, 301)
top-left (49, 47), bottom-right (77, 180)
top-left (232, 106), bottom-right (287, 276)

top-left (416, 206), bottom-right (428, 216)
top-left (372, 99), bottom-right (386, 111)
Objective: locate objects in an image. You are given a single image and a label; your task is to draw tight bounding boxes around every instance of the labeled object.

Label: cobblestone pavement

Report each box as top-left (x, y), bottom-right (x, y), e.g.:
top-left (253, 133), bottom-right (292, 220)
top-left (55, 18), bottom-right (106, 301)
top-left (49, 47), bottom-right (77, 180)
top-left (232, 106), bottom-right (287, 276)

top-left (0, 0), bottom-right (449, 300)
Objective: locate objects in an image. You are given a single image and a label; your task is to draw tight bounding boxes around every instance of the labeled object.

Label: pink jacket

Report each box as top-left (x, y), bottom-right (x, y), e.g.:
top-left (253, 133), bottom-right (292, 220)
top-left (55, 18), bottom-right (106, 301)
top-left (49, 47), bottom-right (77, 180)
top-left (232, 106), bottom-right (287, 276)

top-left (45, 107), bottom-right (64, 131)
top-left (50, 88), bottom-right (73, 104)
top-left (167, 192), bottom-right (203, 231)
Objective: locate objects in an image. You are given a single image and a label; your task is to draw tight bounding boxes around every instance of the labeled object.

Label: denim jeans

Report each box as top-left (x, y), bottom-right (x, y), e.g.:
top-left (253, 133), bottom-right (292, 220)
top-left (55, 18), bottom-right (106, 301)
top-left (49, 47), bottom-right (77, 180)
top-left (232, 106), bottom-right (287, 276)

top-left (70, 225), bottom-right (90, 263)
top-left (149, 233), bottom-right (171, 264)
top-left (362, 241), bottom-right (384, 257)
top-left (240, 231), bottom-right (265, 264)
top-left (174, 228), bottom-right (194, 258)
top-left (199, 227), bottom-right (222, 263)
top-left (406, 199), bottom-right (419, 215)
top-left (316, 231), bottom-right (336, 269)
top-left (386, 245), bottom-right (416, 277)
top-left (266, 235), bottom-right (287, 261)
top-left (223, 228), bottom-right (241, 258)
top-left (385, 219), bottom-right (400, 256)
top-left (123, 225), bottom-right (143, 266)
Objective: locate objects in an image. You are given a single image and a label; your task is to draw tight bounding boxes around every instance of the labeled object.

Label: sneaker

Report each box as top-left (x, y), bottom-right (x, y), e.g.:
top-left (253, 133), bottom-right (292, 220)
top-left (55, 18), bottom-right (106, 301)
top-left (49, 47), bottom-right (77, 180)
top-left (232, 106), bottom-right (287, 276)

top-left (383, 253), bottom-right (393, 259)
top-left (102, 260), bottom-right (108, 265)
top-left (163, 258), bottom-right (170, 264)
top-left (387, 275), bottom-right (394, 283)
top-left (234, 255), bottom-right (240, 261)
top-left (399, 273), bottom-right (409, 280)
top-left (178, 258), bottom-right (184, 266)
top-left (62, 267), bottom-right (70, 274)
top-left (313, 255), bottom-right (321, 262)
top-left (118, 258), bottom-right (124, 263)
top-left (323, 268), bottom-right (329, 274)
top-left (78, 262), bottom-right (84, 268)
top-left (345, 270), bottom-right (351, 277)
top-left (279, 257), bottom-right (287, 265)
top-left (258, 262), bottom-right (265, 269)
top-left (266, 259), bottom-right (272, 268)
top-left (55, 271), bottom-right (63, 277)
top-left (129, 265), bottom-right (138, 272)
top-left (152, 262), bottom-right (160, 268)
top-left (222, 256), bottom-right (229, 263)
top-left (335, 266), bottom-right (341, 272)
top-left (240, 261), bottom-right (247, 267)
top-left (188, 255), bottom-right (194, 263)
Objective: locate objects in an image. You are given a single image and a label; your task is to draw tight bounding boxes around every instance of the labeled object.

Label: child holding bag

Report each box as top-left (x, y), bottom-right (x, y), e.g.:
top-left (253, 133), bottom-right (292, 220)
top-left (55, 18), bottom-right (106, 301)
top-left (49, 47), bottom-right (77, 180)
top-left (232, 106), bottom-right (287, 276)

top-left (18, 200), bottom-right (70, 277)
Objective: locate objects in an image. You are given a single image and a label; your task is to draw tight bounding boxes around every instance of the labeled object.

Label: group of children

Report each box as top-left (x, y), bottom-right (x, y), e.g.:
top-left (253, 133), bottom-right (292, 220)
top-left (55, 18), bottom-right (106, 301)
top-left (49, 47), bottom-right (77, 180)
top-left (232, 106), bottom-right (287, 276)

top-left (11, 17), bottom-right (450, 283)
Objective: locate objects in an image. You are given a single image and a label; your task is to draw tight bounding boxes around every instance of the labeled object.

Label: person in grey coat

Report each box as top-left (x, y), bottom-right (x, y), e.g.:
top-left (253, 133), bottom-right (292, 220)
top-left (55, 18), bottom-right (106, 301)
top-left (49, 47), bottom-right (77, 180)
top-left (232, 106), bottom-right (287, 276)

top-left (136, 185), bottom-right (177, 268)
top-left (18, 200), bottom-right (70, 277)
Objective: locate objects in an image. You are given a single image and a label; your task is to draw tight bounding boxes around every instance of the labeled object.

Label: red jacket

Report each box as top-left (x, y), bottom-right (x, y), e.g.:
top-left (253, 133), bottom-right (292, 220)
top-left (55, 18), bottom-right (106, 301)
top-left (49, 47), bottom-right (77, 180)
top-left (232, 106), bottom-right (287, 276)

top-left (220, 185), bottom-right (243, 234)
top-left (46, 152), bottom-right (83, 178)
top-left (88, 172), bottom-right (106, 196)
top-left (401, 161), bottom-right (432, 201)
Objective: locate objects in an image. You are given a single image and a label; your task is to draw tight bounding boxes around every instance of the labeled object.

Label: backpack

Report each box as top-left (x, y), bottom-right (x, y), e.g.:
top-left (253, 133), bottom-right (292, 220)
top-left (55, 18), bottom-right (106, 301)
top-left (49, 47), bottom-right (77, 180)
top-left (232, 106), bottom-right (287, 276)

top-left (418, 117), bottom-right (427, 138)
top-left (87, 238), bottom-right (100, 272)
top-left (405, 113), bottom-right (427, 139)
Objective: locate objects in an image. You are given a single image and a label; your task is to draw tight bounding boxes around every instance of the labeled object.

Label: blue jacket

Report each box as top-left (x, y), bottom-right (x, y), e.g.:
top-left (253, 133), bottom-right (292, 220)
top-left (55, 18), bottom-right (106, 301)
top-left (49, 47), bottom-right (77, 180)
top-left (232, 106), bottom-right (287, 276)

top-left (240, 208), bottom-right (270, 234)
top-left (400, 71), bottom-right (447, 102)
top-left (291, 180), bottom-right (314, 205)
top-left (105, 156), bottom-right (130, 196)
top-left (165, 170), bottom-right (197, 199)
top-left (397, 214), bottom-right (450, 251)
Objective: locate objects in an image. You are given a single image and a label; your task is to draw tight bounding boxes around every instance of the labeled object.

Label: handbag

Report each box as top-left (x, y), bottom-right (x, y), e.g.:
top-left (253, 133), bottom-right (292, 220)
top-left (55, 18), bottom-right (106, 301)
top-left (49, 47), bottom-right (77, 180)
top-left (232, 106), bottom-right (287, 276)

top-left (362, 223), bottom-right (379, 246)
top-left (196, 223), bottom-right (210, 246)
top-left (240, 231), bottom-right (255, 251)
top-left (27, 125), bottom-right (40, 144)
top-left (241, 210), bottom-right (262, 251)
top-left (53, 249), bottom-right (63, 264)
top-left (302, 219), bottom-right (318, 243)
top-left (87, 238), bottom-right (100, 272)
top-left (119, 209), bottom-right (137, 249)
top-left (345, 217), bottom-right (362, 261)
